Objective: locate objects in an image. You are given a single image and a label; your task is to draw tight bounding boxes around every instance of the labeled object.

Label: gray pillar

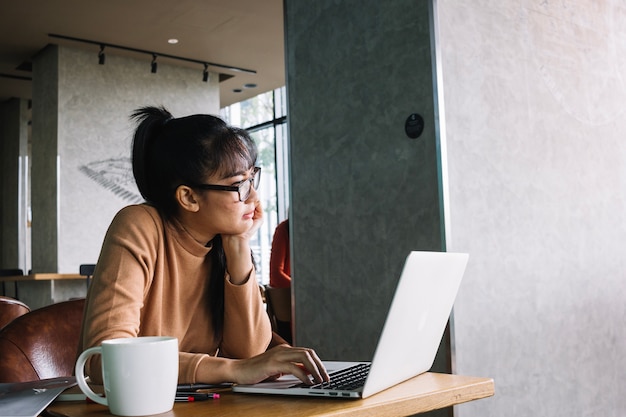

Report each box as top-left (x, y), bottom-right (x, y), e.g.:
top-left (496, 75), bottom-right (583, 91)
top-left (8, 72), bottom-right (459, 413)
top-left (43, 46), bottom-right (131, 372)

top-left (285, 0), bottom-right (447, 366)
top-left (31, 45), bottom-right (60, 274)
top-left (0, 98), bottom-right (30, 272)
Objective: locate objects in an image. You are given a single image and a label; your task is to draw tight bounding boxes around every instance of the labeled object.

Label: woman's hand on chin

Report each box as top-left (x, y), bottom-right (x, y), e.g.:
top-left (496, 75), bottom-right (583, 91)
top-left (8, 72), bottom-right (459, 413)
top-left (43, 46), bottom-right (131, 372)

top-left (222, 200), bottom-right (263, 283)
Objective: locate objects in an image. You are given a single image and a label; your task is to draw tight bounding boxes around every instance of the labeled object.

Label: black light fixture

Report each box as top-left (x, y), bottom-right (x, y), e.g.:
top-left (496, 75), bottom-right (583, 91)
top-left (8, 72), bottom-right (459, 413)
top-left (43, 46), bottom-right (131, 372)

top-left (98, 44), bottom-right (105, 65)
top-left (48, 34), bottom-right (258, 82)
top-left (202, 63), bottom-right (209, 82)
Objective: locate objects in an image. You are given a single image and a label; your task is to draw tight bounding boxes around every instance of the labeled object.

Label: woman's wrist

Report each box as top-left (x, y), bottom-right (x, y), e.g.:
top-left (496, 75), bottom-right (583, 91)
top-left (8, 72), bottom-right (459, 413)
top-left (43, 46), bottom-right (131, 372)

top-left (196, 356), bottom-right (238, 384)
top-left (222, 236), bottom-right (253, 284)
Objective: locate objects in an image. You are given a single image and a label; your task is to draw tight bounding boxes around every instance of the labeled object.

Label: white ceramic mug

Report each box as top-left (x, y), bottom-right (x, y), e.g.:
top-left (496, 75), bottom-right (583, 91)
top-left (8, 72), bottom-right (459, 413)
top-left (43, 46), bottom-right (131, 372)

top-left (75, 336), bottom-right (178, 417)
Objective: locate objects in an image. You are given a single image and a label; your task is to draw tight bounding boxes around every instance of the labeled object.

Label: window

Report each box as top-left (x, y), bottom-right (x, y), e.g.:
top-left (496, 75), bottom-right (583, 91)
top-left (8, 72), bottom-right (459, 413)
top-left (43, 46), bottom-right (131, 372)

top-left (221, 87), bottom-right (288, 284)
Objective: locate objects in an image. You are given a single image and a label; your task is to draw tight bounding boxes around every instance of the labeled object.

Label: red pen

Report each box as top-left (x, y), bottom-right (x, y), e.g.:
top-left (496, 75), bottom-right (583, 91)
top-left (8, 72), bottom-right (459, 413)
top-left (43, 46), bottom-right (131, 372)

top-left (175, 392), bottom-right (220, 402)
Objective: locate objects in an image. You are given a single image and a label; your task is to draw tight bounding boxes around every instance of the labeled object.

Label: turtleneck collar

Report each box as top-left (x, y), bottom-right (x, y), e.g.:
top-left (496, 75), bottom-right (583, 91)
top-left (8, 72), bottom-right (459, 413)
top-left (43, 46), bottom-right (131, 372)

top-left (165, 215), bottom-right (213, 257)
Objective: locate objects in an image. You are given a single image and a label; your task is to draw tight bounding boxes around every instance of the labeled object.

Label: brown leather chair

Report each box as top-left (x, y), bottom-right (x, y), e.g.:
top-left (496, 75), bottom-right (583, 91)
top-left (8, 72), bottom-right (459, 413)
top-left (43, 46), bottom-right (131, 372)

top-left (0, 296), bottom-right (30, 330)
top-left (0, 298), bottom-right (85, 382)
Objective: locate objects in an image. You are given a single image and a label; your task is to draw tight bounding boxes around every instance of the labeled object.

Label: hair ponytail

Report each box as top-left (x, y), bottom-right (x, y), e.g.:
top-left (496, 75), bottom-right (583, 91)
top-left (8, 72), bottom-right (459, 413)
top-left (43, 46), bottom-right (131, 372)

top-left (208, 235), bottom-right (226, 340)
top-left (130, 106), bottom-right (173, 211)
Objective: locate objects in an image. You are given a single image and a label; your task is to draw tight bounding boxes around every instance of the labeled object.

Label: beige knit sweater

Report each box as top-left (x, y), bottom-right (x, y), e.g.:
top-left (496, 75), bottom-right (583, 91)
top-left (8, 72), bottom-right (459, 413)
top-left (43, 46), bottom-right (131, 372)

top-left (79, 204), bottom-right (272, 383)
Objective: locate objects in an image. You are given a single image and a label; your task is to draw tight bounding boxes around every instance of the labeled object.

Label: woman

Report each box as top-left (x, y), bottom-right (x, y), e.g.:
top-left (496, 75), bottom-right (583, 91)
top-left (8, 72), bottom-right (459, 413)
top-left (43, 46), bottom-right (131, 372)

top-left (80, 106), bottom-right (328, 386)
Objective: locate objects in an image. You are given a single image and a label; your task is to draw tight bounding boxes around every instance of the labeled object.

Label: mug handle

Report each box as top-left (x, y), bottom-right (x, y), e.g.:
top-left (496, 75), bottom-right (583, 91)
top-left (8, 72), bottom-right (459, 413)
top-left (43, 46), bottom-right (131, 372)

top-left (75, 346), bottom-right (108, 406)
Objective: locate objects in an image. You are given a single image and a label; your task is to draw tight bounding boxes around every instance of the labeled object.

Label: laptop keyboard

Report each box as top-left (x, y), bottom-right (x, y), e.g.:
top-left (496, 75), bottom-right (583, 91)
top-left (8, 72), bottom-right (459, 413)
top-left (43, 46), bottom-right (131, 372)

top-left (296, 363), bottom-right (371, 391)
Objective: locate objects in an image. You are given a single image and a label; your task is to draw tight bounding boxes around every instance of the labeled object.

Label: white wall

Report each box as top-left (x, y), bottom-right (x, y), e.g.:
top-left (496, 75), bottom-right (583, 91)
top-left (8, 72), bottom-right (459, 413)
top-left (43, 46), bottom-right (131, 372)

top-left (435, 1), bottom-right (626, 415)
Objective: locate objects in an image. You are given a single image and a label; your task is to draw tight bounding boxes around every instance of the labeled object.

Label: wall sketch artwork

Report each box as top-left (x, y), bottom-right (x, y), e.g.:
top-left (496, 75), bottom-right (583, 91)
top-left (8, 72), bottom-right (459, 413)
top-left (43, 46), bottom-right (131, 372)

top-left (79, 157), bottom-right (144, 203)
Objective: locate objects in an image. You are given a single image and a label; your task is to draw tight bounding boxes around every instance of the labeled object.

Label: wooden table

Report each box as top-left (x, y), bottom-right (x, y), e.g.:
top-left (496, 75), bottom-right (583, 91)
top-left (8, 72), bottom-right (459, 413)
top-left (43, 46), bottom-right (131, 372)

top-left (0, 273), bottom-right (84, 282)
top-left (47, 373), bottom-right (494, 417)
top-left (0, 273), bottom-right (86, 298)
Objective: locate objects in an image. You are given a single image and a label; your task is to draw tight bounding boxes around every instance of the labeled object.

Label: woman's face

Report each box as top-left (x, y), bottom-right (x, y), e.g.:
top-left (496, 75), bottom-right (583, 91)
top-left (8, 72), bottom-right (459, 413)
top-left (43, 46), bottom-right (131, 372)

top-left (193, 166), bottom-right (259, 238)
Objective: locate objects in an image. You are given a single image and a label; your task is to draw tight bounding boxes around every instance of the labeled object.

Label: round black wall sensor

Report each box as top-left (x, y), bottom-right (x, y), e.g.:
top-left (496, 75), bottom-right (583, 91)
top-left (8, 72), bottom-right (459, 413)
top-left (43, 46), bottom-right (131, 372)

top-left (405, 113), bottom-right (424, 139)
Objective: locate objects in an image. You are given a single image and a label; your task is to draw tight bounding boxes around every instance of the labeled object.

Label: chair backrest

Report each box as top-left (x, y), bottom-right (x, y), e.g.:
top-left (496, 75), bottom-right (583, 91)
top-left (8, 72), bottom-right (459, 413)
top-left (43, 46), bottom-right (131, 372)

top-left (263, 285), bottom-right (293, 344)
top-left (0, 296), bottom-right (30, 330)
top-left (79, 264), bottom-right (95, 277)
top-left (79, 263), bottom-right (96, 285)
top-left (264, 285), bottom-right (292, 323)
top-left (0, 298), bottom-right (85, 383)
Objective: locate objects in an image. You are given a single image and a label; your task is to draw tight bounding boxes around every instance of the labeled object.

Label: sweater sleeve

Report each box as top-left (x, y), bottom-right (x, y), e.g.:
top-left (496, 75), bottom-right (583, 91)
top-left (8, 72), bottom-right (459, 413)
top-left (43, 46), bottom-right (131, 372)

top-left (219, 269), bottom-right (273, 359)
top-left (176, 271), bottom-right (273, 384)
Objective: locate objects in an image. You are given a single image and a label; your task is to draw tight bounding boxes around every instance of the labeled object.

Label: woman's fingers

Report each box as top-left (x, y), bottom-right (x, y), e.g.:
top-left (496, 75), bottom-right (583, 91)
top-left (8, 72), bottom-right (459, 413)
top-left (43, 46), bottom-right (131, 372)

top-left (297, 348), bottom-right (330, 384)
top-left (269, 346), bottom-right (330, 384)
top-left (235, 345), bottom-right (330, 385)
top-left (249, 200), bottom-right (264, 234)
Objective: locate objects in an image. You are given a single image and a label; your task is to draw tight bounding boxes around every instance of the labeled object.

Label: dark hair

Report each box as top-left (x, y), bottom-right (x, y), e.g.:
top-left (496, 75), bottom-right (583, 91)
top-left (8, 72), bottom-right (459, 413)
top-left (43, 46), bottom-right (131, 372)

top-left (130, 106), bottom-right (258, 340)
top-left (130, 106), bottom-right (257, 216)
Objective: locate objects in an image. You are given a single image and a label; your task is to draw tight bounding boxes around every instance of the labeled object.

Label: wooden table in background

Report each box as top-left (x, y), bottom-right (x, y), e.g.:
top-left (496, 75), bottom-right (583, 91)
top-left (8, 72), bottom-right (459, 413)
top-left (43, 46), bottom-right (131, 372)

top-left (0, 273), bottom-right (86, 298)
top-left (0, 273), bottom-right (83, 282)
top-left (48, 372), bottom-right (494, 417)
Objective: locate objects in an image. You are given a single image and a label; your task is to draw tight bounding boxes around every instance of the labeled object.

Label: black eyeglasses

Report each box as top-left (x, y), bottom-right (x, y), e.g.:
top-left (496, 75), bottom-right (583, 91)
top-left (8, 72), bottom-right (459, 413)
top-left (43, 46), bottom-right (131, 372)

top-left (192, 167), bottom-right (261, 202)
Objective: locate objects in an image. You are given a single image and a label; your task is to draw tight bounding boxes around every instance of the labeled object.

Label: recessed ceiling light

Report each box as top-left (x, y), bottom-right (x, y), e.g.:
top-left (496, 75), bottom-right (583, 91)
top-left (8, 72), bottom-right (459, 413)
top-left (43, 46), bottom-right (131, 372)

top-left (243, 83), bottom-right (257, 89)
top-left (233, 89), bottom-right (243, 93)
top-left (167, 39), bottom-right (179, 44)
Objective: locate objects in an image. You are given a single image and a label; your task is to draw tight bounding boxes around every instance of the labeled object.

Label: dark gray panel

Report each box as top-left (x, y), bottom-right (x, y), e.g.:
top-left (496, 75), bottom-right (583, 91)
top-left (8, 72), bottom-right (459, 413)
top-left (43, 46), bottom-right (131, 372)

top-left (286, 0), bottom-right (444, 364)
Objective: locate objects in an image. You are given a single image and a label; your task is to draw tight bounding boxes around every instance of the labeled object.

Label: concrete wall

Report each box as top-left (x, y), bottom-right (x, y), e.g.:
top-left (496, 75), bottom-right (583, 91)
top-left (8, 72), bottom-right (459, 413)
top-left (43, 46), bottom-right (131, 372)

top-left (436, 1), bottom-right (626, 416)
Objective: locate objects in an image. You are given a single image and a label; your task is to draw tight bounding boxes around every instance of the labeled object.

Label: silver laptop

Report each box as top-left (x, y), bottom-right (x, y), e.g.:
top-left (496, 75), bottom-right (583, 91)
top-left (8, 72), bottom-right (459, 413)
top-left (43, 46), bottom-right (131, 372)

top-left (233, 251), bottom-right (469, 399)
top-left (0, 376), bottom-right (77, 417)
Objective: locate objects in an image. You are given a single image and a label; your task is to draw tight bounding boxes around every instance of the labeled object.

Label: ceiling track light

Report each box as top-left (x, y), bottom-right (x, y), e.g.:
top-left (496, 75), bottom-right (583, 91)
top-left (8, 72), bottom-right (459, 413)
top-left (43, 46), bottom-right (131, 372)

top-left (48, 34), bottom-right (257, 83)
top-left (49, 33), bottom-right (256, 73)
top-left (98, 44), bottom-right (105, 65)
top-left (202, 63), bottom-right (209, 82)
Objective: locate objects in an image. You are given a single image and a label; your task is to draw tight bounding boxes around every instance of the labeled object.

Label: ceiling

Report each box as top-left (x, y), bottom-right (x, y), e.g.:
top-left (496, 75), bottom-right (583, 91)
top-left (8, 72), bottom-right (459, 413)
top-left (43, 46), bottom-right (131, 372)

top-left (0, 0), bottom-right (284, 108)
